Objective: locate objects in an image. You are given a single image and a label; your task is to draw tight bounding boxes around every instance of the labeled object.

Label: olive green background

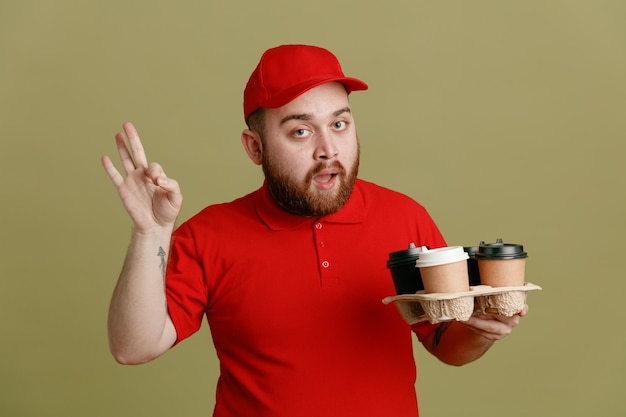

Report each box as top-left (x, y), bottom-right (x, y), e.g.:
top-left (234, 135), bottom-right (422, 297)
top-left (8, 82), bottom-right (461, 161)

top-left (1, 1), bottom-right (624, 416)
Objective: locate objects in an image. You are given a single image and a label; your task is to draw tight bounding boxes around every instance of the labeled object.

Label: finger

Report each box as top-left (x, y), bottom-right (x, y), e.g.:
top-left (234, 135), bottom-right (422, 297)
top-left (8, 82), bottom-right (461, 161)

top-left (123, 122), bottom-right (149, 169)
top-left (162, 177), bottom-right (183, 208)
top-left (115, 131), bottom-right (136, 175)
top-left (519, 304), bottom-right (529, 317)
top-left (464, 316), bottom-right (513, 339)
top-left (489, 310), bottom-right (523, 326)
top-left (101, 155), bottom-right (125, 187)
top-left (158, 177), bottom-right (184, 210)
top-left (146, 163), bottom-right (183, 208)
top-left (146, 162), bottom-right (168, 184)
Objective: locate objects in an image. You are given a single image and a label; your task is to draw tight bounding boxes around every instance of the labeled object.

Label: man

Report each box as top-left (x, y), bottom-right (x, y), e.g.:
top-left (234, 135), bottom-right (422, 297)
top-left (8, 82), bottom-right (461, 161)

top-left (102, 44), bottom-right (527, 416)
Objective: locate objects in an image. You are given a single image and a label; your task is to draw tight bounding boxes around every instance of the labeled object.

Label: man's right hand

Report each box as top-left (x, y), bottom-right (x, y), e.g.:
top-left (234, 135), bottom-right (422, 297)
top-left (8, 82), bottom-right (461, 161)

top-left (101, 122), bottom-right (182, 234)
top-left (102, 122), bottom-right (180, 364)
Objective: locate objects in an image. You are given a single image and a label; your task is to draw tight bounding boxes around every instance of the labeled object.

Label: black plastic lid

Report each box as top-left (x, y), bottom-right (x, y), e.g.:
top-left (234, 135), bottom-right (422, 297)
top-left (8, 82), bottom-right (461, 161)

top-left (463, 246), bottom-right (479, 257)
top-left (475, 238), bottom-right (528, 260)
top-left (386, 243), bottom-right (428, 268)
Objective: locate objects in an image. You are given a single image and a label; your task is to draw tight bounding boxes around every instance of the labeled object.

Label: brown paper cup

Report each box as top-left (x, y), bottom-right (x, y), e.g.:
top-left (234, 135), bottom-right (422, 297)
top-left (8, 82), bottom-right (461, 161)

top-left (420, 260), bottom-right (470, 294)
top-left (477, 258), bottom-right (526, 287)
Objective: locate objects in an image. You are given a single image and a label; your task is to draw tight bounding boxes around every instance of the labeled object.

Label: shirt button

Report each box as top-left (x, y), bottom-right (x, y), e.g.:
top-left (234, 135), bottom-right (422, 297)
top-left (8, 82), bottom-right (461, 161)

top-left (315, 223), bottom-right (323, 229)
top-left (322, 260), bottom-right (330, 268)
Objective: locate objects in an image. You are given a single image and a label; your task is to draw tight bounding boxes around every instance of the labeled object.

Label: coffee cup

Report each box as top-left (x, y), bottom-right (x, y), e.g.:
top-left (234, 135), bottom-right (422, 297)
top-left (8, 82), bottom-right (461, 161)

top-left (475, 238), bottom-right (528, 287)
top-left (386, 243), bottom-right (426, 294)
top-left (415, 246), bottom-right (470, 293)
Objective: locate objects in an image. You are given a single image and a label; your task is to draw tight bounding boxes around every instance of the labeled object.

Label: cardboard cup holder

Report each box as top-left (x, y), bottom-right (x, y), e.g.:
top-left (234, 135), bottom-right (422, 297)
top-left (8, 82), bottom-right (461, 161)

top-left (382, 283), bottom-right (541, 325)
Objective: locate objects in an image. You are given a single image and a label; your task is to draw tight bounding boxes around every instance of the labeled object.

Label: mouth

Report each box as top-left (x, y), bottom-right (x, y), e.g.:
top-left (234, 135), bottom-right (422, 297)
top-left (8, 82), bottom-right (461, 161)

top-left (312, 169), bottom-right (339, 189)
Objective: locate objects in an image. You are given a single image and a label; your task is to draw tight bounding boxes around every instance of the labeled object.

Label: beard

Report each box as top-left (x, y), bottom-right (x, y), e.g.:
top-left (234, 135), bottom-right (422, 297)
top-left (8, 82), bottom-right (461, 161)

top-left (262, 145), bottom-right (359, 217)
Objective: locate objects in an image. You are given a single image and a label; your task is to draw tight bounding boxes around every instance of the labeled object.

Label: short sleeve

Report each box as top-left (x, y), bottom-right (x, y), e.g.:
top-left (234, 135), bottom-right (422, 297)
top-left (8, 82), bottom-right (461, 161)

top-left (165, 222), bottom-right (209, 344)
top-left (411, 321), bottom-right (440, 343)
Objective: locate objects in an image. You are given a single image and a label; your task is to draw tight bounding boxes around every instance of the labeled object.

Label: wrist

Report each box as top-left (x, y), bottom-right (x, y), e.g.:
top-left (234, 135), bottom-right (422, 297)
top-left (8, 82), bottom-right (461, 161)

top-left (131, 224), bottom-right (175, 241)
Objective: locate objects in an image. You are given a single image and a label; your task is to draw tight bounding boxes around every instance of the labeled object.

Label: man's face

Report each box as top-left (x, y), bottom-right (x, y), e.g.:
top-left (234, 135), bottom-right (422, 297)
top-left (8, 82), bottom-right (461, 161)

top-left (260, 82), bottom-right (360, 217)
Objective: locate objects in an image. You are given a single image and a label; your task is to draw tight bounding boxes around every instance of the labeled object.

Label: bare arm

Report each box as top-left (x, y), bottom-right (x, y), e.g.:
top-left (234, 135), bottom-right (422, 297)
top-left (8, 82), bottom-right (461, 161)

top-left (102, 122), bottom-right (182, 364)
top-left (421, 305), bottom-right (528, 366)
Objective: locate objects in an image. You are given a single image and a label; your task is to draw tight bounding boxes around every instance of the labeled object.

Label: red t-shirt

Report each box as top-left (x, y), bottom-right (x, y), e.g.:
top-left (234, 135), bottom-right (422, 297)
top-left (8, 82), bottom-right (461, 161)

top-left (166, 179), bottom-right (446, 417)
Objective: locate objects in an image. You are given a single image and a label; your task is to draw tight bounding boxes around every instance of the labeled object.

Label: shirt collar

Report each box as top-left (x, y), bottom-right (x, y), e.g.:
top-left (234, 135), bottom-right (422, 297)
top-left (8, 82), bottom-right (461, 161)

top-left (255, 180), bottom-right (366, 231)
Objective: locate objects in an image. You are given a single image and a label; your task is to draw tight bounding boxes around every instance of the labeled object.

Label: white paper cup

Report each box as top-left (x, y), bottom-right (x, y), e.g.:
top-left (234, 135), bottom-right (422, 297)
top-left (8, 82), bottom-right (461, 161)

top-left (415, 246), bottom-right (470, 294)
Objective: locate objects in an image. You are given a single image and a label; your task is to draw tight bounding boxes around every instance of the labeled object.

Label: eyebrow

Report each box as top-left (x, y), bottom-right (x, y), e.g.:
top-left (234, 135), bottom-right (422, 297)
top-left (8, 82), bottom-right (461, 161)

top-left (279, 106), bottom-right (352, 125)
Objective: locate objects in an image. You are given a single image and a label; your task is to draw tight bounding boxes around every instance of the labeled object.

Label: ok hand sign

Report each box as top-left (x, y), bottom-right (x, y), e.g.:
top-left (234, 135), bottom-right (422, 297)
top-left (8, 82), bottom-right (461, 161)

top-left (101, 122), bottom-right (183, 234)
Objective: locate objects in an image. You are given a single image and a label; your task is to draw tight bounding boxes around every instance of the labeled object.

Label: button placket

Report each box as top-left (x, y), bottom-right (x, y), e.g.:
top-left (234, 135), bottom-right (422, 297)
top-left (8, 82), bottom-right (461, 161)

top-left (313, 220), bottom-right (335, 285)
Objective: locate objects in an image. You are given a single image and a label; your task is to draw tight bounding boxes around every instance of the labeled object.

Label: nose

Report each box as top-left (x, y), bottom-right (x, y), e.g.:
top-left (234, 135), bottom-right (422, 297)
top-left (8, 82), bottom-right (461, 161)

top-left (314, 131), bottom-right (338, 160)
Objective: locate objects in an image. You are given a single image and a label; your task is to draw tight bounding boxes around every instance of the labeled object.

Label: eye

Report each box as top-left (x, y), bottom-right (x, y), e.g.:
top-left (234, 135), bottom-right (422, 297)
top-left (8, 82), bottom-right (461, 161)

top-left (332, 120), bottom-right (347, 131)
top-left (292, 128), bottom-right (310, 139)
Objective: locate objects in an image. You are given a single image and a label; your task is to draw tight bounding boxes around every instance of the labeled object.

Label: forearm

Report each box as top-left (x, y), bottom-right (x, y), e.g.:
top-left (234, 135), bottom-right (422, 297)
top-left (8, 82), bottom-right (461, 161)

top-left (423, 322), bottom-right (494, 366)
top-left (421, 308), bottom-right (526, 366)
top-left (108, 227), bottom-right (177, 364)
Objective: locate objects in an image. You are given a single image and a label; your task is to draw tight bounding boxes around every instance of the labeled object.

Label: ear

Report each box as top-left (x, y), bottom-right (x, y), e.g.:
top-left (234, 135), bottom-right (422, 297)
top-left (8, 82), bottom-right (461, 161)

top-left (241, 129), bottom-right (263, 165)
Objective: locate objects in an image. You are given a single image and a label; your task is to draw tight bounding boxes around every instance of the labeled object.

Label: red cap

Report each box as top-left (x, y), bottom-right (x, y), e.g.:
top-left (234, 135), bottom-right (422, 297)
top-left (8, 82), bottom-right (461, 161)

top-left (243, 44), bottom-right (368, 121)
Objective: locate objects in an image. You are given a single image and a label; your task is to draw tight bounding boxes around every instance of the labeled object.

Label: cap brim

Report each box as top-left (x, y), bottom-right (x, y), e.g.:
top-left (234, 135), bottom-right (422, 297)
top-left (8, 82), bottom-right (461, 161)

top-left (259, 77), bottom-right (368, 110)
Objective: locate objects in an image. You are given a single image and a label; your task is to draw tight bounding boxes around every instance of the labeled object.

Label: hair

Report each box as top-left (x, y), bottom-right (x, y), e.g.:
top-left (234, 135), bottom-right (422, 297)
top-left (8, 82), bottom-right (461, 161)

top-left (246, 108), bottom-right (267, 143)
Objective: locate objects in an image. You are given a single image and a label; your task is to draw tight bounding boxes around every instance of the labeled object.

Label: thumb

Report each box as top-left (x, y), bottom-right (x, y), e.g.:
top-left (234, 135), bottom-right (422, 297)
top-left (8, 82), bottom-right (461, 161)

top-left (156, 176), bottom-right (169, 187)
top-left (157, 176), bottom-right (183, 207)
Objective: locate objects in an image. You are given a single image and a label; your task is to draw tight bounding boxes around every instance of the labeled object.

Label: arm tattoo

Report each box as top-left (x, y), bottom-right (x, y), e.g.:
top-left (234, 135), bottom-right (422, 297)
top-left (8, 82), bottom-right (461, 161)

top-left (157, 246), bottom-right (167, 279)
top-left (434, 322), bottom-right (452, 347)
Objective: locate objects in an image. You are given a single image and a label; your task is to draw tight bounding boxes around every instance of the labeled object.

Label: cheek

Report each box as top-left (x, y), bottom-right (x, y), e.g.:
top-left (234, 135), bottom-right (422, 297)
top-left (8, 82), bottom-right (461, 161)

top-left (339, 139), bottom-right (359, 162)
top-left (266, 146), bottom-right (310, 177)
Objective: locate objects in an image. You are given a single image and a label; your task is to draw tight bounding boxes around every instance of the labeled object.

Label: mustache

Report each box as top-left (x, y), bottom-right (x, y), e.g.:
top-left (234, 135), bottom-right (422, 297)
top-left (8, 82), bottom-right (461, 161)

top-left (307, 161), bottom-right (346, 180)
